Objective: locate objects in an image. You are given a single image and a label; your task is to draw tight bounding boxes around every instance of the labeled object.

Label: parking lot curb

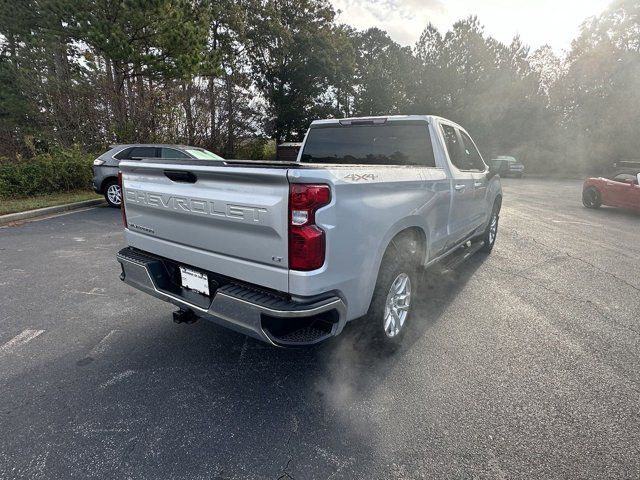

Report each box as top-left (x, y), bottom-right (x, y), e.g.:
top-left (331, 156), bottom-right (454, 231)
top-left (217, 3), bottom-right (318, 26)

top-left (0, 198), bottom-right (107, 226)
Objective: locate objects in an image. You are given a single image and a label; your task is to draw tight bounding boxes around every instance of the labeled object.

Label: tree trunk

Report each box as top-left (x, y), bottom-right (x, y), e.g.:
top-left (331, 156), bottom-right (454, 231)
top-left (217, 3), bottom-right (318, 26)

top-left (182, 82), bottom-right (194, 145)
top-left (126, 75), bottom-right (135, 138)
top-left (136, 67), bottom-right (146, 139)
top-left (107, 60), bottom-right (128, 141)
top-left (8, 33), bottom-right (17, 65)
top-left (208, 76), bottom-right (217, 149)
top-left (53, 35), bottom-right (73, 143)
top-left (225, 73), bottom-right (234, 157)
top-left (148, 78), bottom-right (157, 139)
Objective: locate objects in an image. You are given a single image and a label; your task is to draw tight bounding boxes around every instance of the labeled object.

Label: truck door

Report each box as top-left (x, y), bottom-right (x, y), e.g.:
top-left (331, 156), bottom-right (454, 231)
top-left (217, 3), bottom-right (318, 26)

top-left (440, 123), bottom-right (477, 245)
top-left (458, 129), bottom-right (490, 227)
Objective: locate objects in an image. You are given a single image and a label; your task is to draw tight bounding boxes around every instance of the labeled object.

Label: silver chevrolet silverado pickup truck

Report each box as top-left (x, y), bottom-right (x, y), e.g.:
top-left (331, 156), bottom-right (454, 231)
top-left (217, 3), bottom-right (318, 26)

top-left (116, 115), bottom-right (502, 348)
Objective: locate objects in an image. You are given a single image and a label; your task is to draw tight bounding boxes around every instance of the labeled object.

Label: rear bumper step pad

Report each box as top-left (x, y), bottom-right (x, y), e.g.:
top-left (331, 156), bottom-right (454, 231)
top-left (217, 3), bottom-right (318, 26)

top-left (116, 247), bottom-right (347, 346)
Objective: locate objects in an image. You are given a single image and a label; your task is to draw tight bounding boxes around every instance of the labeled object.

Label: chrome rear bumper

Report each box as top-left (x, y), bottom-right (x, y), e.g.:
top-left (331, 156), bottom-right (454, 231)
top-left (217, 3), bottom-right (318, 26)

top-left (116, 248), bottom-right (347, 347)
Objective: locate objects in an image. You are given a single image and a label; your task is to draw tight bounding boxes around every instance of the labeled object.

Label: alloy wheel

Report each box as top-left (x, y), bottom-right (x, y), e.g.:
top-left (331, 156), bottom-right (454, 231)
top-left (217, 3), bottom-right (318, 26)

top-left (488, 213), bottom-right (498, 244)
top-left (107, 184), bottom-right (122, 206)
top-left (383, 273), bottom-right (411, 337)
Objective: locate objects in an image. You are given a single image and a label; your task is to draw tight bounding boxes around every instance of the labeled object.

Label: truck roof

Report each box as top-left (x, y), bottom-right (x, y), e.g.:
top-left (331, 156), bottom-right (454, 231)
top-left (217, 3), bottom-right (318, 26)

top-left (309, 115), bottom-right (465, 130)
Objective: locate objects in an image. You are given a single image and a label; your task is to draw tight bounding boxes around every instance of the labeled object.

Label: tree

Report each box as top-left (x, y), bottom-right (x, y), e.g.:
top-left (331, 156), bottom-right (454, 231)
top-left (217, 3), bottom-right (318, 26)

top-left (66, 0), bottom-right (210, 141)
top-left (245, 0), bottom-right (339, 142)
top-left (351, 28), bottom-right (415, 116)
top-left (554, 0), bottom-right (640, 172)
top-left (1, 0), bottom-right (637, 175)
top-left (529, 45), bottom-right (565, 97)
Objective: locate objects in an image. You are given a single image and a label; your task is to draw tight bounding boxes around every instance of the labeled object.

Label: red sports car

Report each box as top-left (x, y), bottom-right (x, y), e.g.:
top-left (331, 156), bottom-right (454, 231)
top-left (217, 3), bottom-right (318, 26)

top-left (582, 172), bottom-right (640, 212)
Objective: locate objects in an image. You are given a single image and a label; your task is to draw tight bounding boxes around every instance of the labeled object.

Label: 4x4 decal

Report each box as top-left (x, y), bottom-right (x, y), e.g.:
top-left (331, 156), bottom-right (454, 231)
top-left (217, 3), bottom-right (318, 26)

top-left (344, 173), bottom-right (377, 182)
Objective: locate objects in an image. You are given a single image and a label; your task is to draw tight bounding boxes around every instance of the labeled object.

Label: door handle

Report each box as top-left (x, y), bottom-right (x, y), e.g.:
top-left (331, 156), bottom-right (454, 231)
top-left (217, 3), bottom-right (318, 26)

top-left (454, 184), bottom-right (466, 191)
top-left (474, 182), bottom-right (484, 188)
top-left (164, 170), bottom-right (197, 183)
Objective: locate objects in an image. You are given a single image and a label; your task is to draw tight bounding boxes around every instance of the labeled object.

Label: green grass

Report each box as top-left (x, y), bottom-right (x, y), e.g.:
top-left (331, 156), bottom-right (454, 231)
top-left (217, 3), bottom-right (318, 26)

top-left (0, 190), bottom-right (100, 216)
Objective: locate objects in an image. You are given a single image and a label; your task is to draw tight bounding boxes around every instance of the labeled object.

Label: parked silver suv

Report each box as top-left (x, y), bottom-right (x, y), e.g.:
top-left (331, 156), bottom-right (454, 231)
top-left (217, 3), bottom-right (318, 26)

top-left (92, 144), bottom-right (223, 207)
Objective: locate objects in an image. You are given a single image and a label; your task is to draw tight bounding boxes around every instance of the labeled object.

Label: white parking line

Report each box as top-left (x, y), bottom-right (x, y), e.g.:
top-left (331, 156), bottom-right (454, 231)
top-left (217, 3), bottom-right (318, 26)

top-left (0, 329), bottom-right (45, 355)
top-left (74, 288), bottom-right (107, 297)
top-left (0, 206), bottom-right (101, 229)
top-left (88, 330), bottom-right (120, 357)
top-left (551, 219), bottom-right (602, 227)
top-left (100, 370), bottom-right (136, 389)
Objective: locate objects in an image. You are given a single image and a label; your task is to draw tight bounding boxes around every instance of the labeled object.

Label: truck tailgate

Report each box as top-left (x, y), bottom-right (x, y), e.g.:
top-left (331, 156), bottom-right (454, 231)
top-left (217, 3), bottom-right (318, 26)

top-left (119, 160), bottom-right (290, 292)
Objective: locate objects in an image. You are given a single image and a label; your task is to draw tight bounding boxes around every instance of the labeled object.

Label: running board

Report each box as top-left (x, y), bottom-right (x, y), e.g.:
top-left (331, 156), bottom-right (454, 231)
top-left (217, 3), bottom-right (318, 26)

top-left (435, 240), bottom-right (485, 274)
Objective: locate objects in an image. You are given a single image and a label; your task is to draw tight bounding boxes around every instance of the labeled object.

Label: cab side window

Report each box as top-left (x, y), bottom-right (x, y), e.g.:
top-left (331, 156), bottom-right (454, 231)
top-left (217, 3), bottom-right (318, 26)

top-left (441, 124), bottom-right (464, 170)
top-left (460, 131), bottom-right (486, 171)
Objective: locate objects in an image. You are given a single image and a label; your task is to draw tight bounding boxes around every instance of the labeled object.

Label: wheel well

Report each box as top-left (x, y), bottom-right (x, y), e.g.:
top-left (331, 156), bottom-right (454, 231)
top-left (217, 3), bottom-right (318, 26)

top-left (385, 227), bottom-right (427, 266)
top-left (583, 185), bottom-right (602, 202)
top-left (101, 176), bottom-right (118, 193)
top-left (494, 194), bottom-right (503, 212)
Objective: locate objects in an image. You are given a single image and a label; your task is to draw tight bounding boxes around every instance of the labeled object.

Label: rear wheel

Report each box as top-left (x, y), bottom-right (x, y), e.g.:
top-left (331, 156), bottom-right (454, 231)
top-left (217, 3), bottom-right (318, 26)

top-left (364, 235), bottom-right (420, 352)
top-left (582, 187), bottom-right (601, 208)
top-left (103, 179), bottom-right (122, 208)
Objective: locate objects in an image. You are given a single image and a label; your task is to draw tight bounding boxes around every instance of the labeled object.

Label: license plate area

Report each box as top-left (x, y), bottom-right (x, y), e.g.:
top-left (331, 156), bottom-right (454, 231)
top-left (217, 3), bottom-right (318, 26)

top-left (179, 266), bottom-right (210, 296)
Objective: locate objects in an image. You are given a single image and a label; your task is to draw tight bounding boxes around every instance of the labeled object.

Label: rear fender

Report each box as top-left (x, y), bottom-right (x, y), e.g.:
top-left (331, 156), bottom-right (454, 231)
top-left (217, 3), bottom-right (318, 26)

top-left (100, 173), bottom-right (119, 193)
top-left (361, 217), bottom-right (430, 314)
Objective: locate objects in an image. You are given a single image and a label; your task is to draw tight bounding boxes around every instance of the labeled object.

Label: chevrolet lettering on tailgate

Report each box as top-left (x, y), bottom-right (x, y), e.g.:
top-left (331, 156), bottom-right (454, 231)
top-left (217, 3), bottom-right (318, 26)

top-left (125, 189), bottom-right (268, 223)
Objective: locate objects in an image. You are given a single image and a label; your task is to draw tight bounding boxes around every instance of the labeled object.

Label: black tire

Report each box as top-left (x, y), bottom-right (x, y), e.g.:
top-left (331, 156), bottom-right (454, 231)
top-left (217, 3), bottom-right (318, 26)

top-left (480, 200), bottom-right (500, 253)
top-left (103, 178), bottom-right (122, 208)
top-left (582, 187), bottom-right (602, 209)
top-left (363, 236), bottom-right (420, 352)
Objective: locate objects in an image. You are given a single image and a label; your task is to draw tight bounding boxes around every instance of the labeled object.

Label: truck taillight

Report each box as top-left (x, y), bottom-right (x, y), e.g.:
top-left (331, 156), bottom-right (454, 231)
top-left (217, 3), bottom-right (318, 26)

top-left (288, 184), bottom-right (331, 271)
top-left (118, 171), bottom-right (127, 227)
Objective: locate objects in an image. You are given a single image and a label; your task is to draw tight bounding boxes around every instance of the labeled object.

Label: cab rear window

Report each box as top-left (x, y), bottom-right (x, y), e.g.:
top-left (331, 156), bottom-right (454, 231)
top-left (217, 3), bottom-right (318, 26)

top-left (300, 124), bottom-right (436, 167)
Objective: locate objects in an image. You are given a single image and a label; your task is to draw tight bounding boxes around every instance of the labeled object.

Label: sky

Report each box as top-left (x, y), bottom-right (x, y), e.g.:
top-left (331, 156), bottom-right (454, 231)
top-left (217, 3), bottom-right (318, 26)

top-left (330, 0), bottom-right (613, 54)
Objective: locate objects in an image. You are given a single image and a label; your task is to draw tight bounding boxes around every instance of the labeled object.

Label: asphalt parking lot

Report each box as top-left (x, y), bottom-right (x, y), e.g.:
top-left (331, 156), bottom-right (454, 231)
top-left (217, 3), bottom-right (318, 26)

top-left (1, 178), bottom-right (639, 479)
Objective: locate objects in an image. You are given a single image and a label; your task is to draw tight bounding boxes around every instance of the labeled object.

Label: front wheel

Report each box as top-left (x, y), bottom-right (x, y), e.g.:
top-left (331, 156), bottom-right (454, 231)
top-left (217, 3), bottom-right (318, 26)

top-left (480, 202), bottom-right (500, 253)
top-left (582, 187), bottom-right (601, 209)
top-left (103, 179), bottom-right (122, 208)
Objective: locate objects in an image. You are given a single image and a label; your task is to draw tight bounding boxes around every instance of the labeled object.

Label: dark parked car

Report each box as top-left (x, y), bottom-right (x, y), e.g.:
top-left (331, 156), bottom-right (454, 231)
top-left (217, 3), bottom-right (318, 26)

top-left (93, 144), bottom-right (223, 207)
top-left (489, 156), bottom-right (525, 178)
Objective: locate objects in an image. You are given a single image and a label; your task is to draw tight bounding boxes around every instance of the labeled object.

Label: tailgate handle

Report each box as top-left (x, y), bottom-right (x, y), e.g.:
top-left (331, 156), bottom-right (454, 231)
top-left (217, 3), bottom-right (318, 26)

top-left (164, 170), bottom-right (197, 183)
